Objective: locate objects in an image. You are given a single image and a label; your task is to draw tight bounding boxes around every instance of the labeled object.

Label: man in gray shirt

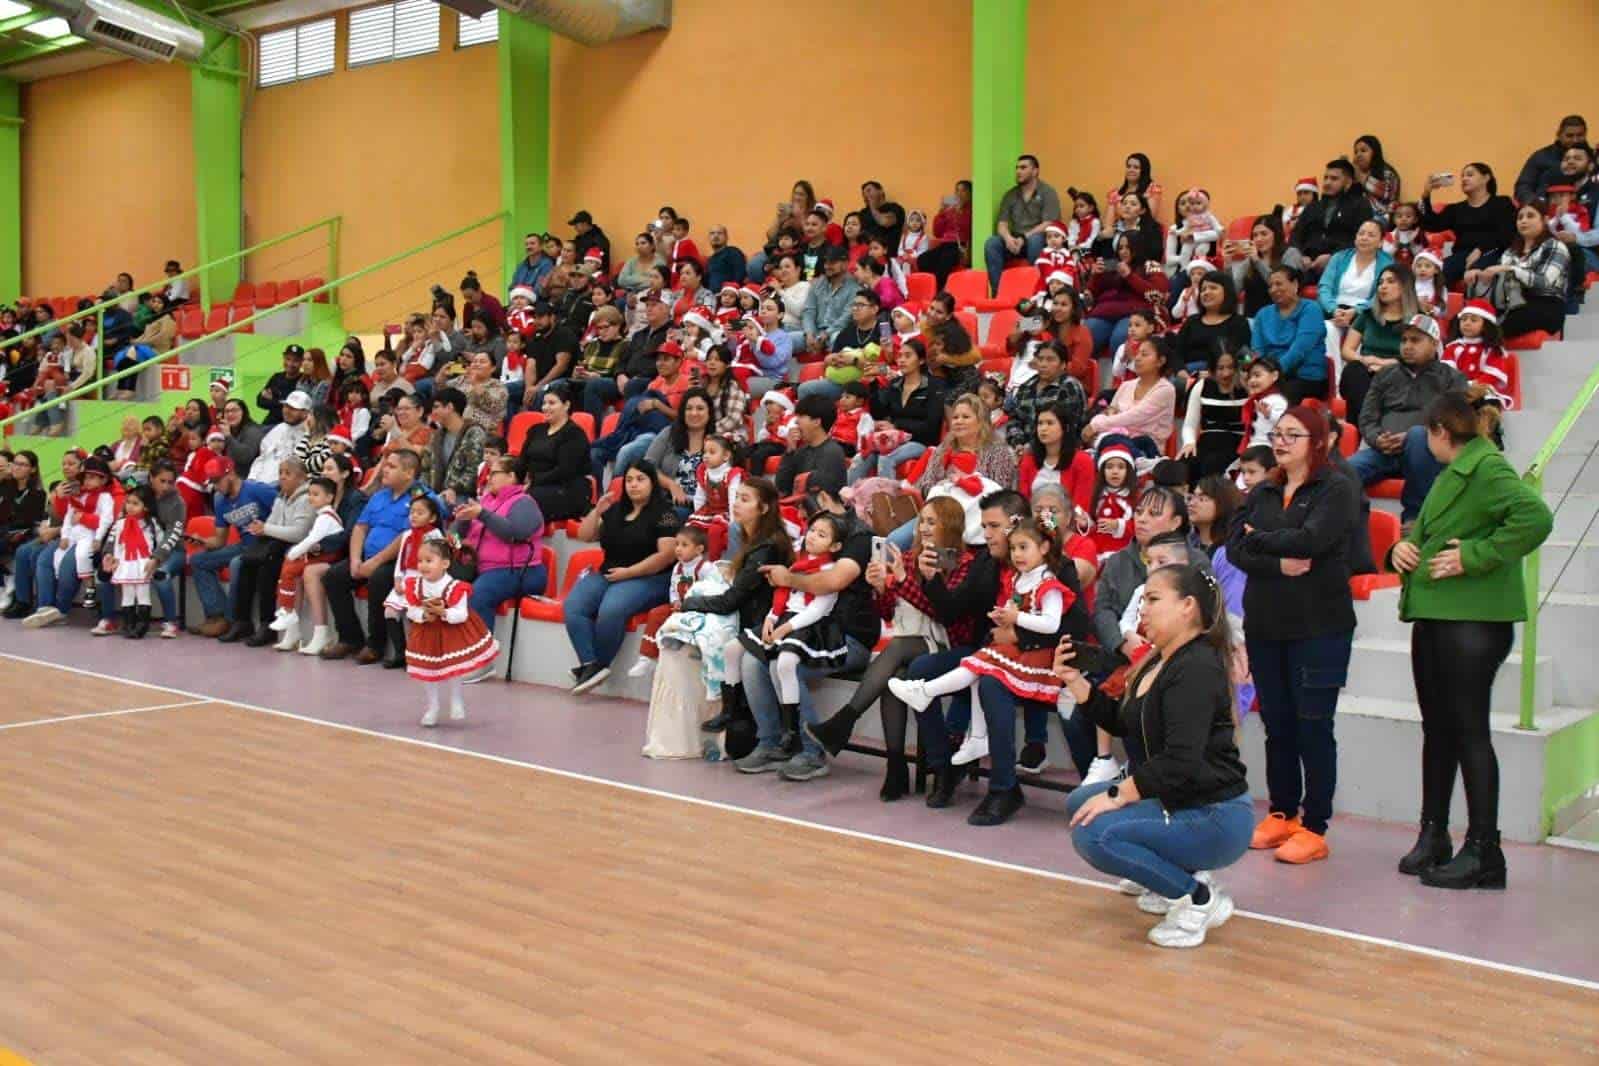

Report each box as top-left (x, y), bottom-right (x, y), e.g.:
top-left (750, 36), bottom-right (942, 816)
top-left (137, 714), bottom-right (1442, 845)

top-left (982, 154), bottom-right (1063, 290)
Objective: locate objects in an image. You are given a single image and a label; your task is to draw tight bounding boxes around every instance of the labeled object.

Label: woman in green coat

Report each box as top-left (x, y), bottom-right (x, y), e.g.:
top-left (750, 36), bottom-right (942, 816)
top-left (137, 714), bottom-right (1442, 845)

top-left (1389, 393), bottom-right (1552, 890)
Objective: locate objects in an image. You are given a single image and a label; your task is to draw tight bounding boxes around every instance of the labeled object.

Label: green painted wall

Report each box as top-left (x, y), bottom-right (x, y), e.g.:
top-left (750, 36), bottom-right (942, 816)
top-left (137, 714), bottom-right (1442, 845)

top-left (0, 77), bottom-right (19, 303)
top-left (970, 0), bottom-right (1028, 280)
top-left (189, 34), bottom-right (243, 308)
top-left (498, 16), bottom-right (549, 289)
top-left (1544, 710), bottom-right (1599, 834)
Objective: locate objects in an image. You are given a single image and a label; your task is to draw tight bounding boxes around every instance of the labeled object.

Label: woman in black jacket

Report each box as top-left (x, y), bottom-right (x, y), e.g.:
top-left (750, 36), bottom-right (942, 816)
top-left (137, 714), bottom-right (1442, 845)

top-left (1, 449), bottom-right (46, 580)
top-left (1419, 163), bottom-right (1518, 285)
top-left (1058, 562), bottom-right (1252, 950)
top-left (1226, 404), bottom-right (1358, 866)
top-left (516, 382), bottom-right (592, 521)
top-left (853, 339), bottom-right (944, 480)
top-left (679, 477), bottom-right (793, 732)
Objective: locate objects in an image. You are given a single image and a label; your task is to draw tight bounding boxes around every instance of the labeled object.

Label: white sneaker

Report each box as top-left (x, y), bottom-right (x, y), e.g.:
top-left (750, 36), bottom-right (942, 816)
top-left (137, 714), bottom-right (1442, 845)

top-left (461, 664), bottom-right (497, 685)
top-left (886, 677), bottom-right (934, 712)
top-left (626, 657), bottom-right (655, 679)
top-left (1116, 878), bottom-right (1144, 896)
top-left (274, 622), bottom-right (301, 652)
top-left (1136, 871), bottom-right (1213, 916)
top-left (22, 606), bottom-right (62, 629)
top-left (449, 702), bottom-right (466, 722)
top-left (298, 625), bottom-right (332, 656)
top-left (268, 609), bottom-right (299, 633)
top-left (950, 731), bottom-right (989, 766)
top-left (1147, 884), bottom-right (1234, 949)
top-left (420, 706), bottom-right (440, 727)
top-left (1081, 755), bottom-right (1125, 788)
top-left (160, 622), bottom-right (180, 639)
top-left (90, 619), bottom-right (118, 636)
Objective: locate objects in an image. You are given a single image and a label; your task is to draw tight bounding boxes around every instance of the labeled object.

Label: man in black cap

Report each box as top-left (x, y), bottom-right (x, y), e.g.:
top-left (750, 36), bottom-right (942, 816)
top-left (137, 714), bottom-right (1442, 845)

top-left (568, 210), bottom-right (611, 274)
top-left (522, 298), bottom-right (579, 406)
top-left (257, 344), bottom-right (306, 425)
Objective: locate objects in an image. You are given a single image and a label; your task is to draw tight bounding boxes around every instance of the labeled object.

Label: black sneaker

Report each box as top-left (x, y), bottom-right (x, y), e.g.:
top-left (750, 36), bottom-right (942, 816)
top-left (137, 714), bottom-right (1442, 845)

top-left (1017, 741), bottom-right (1049, 775)
top-left (3, 600), bottom-right (32, 620)
top-left (572, 663), bottom-right (611, 695)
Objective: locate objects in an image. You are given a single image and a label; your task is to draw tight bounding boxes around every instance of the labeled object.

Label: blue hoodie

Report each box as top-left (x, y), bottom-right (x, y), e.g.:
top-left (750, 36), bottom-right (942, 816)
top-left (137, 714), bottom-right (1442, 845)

top-left (1250, 298), bottom-right (1327, 383)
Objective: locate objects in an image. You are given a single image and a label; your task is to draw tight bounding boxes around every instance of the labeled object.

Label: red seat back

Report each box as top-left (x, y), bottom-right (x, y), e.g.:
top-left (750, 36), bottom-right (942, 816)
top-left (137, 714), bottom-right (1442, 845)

top-left (992, 267), bottom-right (1039, 306)
top-left (954, 311), bottom-right (981, 348)
top-left (204, 307), bottom-right (230, 334)
top-left (278, 279), bottom-right (301, 302)
top-left (507, 411), bottom-right (545, 454)
top-left (944, 269), bottom-right (989, 310)
top-left (253, 281), bottom-right (279, 309)
top-left (1338, 422), bottom-right (1357, 458)
top-left (302, 277), bottom-right (328, 302)
top-left (1368, 510), bottom-right (1400, 572)
top-left (229, 304), bottom-right (255, 332)
top-left (570, 412), bottom-right (597, 441)
top-left (231, 281), bottom-right (255, 304)
top-left (905, 272), bottom-right (936, 303)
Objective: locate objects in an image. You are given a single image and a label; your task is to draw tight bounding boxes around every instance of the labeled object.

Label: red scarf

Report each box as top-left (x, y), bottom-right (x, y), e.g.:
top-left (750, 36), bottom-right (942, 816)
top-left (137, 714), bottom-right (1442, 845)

top-left (1237, 386), bottom-right (1283, 456)
top-left (72, 488), bottom-right (107, 530)
top-left (398, 528), bottom-right (432, 573)
top-left (118, 516), bottom-right (151, 561)
top-left (770, 551), bottom-right (831, 617)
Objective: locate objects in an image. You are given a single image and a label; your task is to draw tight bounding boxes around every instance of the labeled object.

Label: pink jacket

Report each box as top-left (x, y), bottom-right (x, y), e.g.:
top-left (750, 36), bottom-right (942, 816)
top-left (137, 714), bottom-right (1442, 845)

top-left (461, 483), bottom-right (541, 572)
top-left (1085, 377), bottom-right (1176, 447)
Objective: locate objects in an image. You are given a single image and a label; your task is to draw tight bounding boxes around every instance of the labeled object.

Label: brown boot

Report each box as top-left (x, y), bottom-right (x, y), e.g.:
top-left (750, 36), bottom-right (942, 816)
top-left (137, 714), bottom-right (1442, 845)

top-left (194, 616), bottom-right (228, 638)
top-left (320, 642), bottom-right (357, 661)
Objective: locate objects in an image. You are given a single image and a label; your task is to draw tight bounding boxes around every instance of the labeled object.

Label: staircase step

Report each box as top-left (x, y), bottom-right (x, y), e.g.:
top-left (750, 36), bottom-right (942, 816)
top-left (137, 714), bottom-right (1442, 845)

top-left (1346, 637), bottom-right (1549, 714)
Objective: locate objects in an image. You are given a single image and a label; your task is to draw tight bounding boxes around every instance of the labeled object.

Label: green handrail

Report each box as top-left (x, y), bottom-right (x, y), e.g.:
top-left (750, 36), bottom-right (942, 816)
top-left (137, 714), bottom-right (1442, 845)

top-left (2, 214), bottom-right (341, 356)
top-left (1517, 360), bottom-right (1599, 731)
top-left (0, 210), bottom-right (506, 430)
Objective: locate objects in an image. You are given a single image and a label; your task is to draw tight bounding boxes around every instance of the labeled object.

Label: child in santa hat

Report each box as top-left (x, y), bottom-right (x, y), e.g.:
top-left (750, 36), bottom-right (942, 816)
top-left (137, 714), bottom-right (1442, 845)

top-left (1168, 259), bottom-right (1217, 322)
top-left (1412, 248), bottom-right (1446, 318)
top-left (1034, 221), bottom-right (1076, 289)
top-left (896, 210), bottom-right (929, 277)
top-left (1239, 355), bottom-right (1288, 451)
top-left (1089, 436), bottom-right (1138, 559)
top-left (1281, 177), bottom-right (1319, 236)
top-left (745, 390), bottom-right (798, 476)
top-left (1382, 202), bottom-right (1427, 267)
top-left (1442, 299), bottom-right (1513, 410)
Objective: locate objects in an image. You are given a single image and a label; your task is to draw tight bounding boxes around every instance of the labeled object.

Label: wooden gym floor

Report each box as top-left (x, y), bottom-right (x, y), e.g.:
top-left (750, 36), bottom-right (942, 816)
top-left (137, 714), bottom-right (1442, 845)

top-left (0, 658), bottom-right (1596, 1064)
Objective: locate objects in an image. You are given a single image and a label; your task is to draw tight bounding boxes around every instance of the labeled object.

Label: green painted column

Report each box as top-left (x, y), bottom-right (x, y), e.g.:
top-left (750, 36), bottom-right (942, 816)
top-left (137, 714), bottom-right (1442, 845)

top-left (189, 33), bottom-right (244, 307)
top-left (0, 77), bottom-right (20, 303)
top-left (971, 0), bottom-right (1029, 255)
top-left (498, 15), bottom-right (550, 288)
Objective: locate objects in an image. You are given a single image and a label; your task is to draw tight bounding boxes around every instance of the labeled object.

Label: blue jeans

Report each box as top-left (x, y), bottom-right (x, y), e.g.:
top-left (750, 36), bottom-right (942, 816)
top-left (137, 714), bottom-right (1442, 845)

top-left (613, 434), bottom-right (657, 480)
top-left (983, 232), bottom-right (1047, 291)
top-left (413, 376), bottom-right (436, 404)
top-left (1246, 629), bottom-right (1352, 836)
top-left (32, 545), bottom-right (82, 612)
top-left (563, 569), bottom-right (670, 668)
top-left (797, 378), bottom-right (844, 404)
top-left (940, 674), bottom-right (1042, 792)
top-left (1068, 781), bottom-right (1255, 900)
top-left (190, 543), bottom-right (243, 621)
top-left (590, 392), bottom-right (673, 481)
top-left (887, 516), bottom-right (917, 552)
top-left (1347, 424), bottom-right (1443, 521)
top-left (1086, 315), bottom-right (1132, 357)
top-left (745, 634), bottom-right (870, 757)
top-left (906, 647), bottom-right (976, 766)
top-left (746, 251), bottom-right (769, 282)
top-left (580, 377), bottom-right (623, 419)
top-left (98, 571), bottom-right (178, 619)
top-left (849, 441), bottom-right (926, 482)
top-left (467, 563), bottom-right (549, 630)
top-left (11, 539), bottom-right (49, 606)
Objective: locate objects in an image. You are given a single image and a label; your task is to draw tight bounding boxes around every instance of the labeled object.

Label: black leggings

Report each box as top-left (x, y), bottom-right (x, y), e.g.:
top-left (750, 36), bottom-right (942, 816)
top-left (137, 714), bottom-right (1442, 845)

top-left (843, 635), bottom-right (930, 762)
top-left (1338, 360), bottom-right (1376, 427)
top-left (1500, 295), bottom-right (1566, 339)
top-left (1411, 619), bottom-right (1513, 833)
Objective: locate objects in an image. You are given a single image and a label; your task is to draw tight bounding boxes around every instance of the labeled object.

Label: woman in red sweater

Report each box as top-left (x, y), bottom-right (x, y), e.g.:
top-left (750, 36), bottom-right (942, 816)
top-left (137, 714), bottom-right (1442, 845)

top-left (1018, 400), bottom-right (1095, 510)
top-left (1086, 233), bottom-right (1171, 355)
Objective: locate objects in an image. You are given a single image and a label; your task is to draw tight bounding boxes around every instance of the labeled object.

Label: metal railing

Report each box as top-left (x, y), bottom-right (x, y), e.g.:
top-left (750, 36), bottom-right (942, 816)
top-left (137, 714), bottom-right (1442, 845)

top-left (2, 215), bottom-right (342, 371)
top-left (0, 211), bottom-right (505, 433)
top-left (1518, 362), bottom-right (1599, 730)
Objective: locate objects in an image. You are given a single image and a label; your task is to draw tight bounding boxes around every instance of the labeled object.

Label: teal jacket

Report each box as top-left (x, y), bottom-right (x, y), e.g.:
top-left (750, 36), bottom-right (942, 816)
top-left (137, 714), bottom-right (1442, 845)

top-left (1317, 248), bottom-right (1395, 316)
top-left (1397, 436), bottom-right (1552, 622)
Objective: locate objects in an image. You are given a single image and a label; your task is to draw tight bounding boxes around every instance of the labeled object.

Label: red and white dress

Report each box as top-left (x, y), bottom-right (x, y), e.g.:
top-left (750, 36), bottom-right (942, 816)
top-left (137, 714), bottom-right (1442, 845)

top-left (1443, 338), bottom-right (1513, 408)
top-left (176, 447), bottom-right (218, 519)
top-left (382, 527), bottom-right (445, 616)
top-left (402, 575), bottom-right (500, 682)
top-left (1090, 487), bottom-right (1135, 558)
top-left (962, 565), bottom-right (1071, 703)
top-left (1033, 247), bottom-right (1077, 291)
top-left (108, 515), bottom-right (161, 599)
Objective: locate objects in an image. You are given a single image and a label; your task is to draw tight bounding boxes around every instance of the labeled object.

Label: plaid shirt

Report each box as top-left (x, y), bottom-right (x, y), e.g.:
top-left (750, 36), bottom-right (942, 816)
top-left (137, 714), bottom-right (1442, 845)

top-left (1005, 374), bottom-right (1087, 447)
top-left (709, 380), bottom-right (751, 443)
top-left (578, 337), bottom-right (627, 378)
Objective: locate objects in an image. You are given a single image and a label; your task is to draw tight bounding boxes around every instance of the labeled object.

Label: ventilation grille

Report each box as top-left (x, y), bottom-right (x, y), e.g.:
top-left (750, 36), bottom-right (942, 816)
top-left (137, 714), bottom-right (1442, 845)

top-left (84, 15), bottom-right (178, 59)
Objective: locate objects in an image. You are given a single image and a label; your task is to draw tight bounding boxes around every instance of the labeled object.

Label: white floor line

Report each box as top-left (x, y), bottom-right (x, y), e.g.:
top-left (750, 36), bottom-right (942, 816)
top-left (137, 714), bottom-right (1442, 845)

top-left (0, 699), bottom-right (208, 731)
top-left (3, 649), bottom-right (1598, 995)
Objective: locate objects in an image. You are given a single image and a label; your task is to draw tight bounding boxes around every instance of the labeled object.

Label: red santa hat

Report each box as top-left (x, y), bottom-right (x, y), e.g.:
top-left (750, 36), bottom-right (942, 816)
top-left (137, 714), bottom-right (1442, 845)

top-left (1187, 257), bottom-right (1216, 275)
top-left (743, 283), bottom-right (766, 302)
top-left (714, 307), bottom-right (742, 327)
top-left (508, 285), bottom-right (537, 305)
top-left (889, 304), bottom-right (919, 329)
top-left (1043, 220), bottom-right (1069, 240)
top-left (1045, 269), bottom-right (1076, 290)
top-left (814, 198), bottom-right (836, 220)
top-left (582, 248), bottom-right (605, 268)
top-left (1413, 248), bottom-right (1444, 272)
top-left (206, 428), bottom-right (225, 444)
top-left (682, 310), bottom-right (717, 336)
top-left (1294, 176), bottom-right (1319, 194)
top-left (719, 281), bottom-right (743, 297)
top-left (1096, 438), bottom-right (1136, 472)
top-left (328, 423), bottom-right (354, 447)
top-left (1457, 298), bottom-right (1498, 325)
top-left (762, 390), bottom-right (795, 413)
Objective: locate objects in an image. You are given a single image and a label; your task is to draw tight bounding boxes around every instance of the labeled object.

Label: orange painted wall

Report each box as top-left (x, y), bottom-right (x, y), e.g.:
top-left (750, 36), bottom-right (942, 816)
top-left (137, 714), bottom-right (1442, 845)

top-left (546, 0), bottom-right (972, 276)
top-left (1024, 0), bottom-right (1599, 230)
top-left (241, 15), bottom-right (500, 331)
top-left (20, 60), bottom-right (195, 299)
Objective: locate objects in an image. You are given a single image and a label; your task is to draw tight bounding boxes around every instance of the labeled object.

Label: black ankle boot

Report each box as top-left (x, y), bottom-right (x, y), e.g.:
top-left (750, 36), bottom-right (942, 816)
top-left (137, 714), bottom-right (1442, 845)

top-left (136, 605), bottom-right (153, 638)
top-left (1397, 819), bottom-right (1453, 876)
top-left (383, 619), bottom-right (407, 668)
top-left (776, 702), bottom-right (801, 755)
top-left (879, 756), bottom-right (909, 802)
top-left (119, 607), bottom-right (138, 638)
top-left (926, 764), bottom-right (961, 809)
top-left (807, 704), bottom-right (863, 758)
top-left (702, 683), bottom-right (744, 732)
top-left (1421, 830), bottom-right (1506, 890)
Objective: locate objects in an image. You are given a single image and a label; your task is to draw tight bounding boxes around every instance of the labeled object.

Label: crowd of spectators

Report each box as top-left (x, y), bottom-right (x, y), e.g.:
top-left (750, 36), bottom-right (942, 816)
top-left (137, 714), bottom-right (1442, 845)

top-left (0, 116), bottom-right (1587, 947)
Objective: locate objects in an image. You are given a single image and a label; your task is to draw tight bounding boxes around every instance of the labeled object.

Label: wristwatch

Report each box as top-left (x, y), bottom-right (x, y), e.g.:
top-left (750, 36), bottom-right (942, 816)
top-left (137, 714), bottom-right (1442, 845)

top-left (1106, 784), bottom-right (1120, 801)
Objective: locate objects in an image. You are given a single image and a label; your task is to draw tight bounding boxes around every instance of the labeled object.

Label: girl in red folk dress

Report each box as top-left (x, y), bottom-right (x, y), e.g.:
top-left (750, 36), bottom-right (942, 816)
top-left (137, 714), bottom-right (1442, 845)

top-left (102, 485), bottom-right (163, 639)
top-left (686, 434), bottom-right (742, 558)
top-left (404, 539), bottom-right (500, 727)
top-left (888, 518), bottom-right (1072, 765)
top-left (1089, 438), bottom-right (1138, 559)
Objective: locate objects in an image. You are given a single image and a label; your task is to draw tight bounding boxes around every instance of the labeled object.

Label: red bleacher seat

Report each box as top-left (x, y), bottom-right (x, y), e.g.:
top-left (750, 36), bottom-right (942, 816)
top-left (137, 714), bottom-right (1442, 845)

top-left (231, 281), bottom-right (255, 305)
top-left (496, 545), bottom-right (558, 615)
top-left (571, 412), bottom-right (597, 441)
top-left (1503, 353), bottom-right (1522, 410)
top-left (519, 547), bottom-right (603, 623)
top-left (278, 279), bottom-right (301, 302)
top-left (944, 269), bottom-right (990, 311)
top-left (507, 412), bottom-right (544, 454)
top-left (1368, 479), bottom-right (1403, 500)
top-left (1444, 291), bottom-right (1464, 320)
top-left (982, 310), bottom-right (1020, 359)
top-left (229, 304), bottom-right (255, 333)
top-left (204, 307), bottom-right (229, 334)
top-left (954, 311), bottom-right (981, 349)
top-left (905, 272), bottom-right (936, 303)
top-left (1350, 510), bottom-right (1403, 600)
top-left (975, 267), bottom-right (1039, 313)
top-left (799, 362), bottom-right (827, 382)
top-left (177, 305), bottom-right (205, 339)
top-left (1506, 330), bottom-right (1555, 351)
top-left (253, 281), bottom-right (280, 309)
top-left (1338, 422), bottom-right (1357, 458)
top-left (302, 277), bottom-right (328, 302)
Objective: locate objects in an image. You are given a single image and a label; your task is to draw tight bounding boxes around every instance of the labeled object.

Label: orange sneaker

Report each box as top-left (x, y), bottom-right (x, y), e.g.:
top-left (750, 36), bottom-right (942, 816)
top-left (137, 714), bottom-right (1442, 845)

top-left (1275, 828), bottom-right (1330, 864)
top-left (1251, 812), bottom-right (1300, 850)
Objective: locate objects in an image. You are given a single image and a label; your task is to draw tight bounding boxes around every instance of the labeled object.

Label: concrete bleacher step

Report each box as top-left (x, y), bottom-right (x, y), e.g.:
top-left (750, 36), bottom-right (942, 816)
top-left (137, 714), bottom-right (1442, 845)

top-left (1345, 636), bottom-right (1550, 715)
top-left (1563, 313), bottom-right (1599, 341)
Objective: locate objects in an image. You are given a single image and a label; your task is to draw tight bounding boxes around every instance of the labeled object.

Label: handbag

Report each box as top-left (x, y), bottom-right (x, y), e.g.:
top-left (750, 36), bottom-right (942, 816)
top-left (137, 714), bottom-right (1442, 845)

top-left (449, 523), bottom-right (483, 582)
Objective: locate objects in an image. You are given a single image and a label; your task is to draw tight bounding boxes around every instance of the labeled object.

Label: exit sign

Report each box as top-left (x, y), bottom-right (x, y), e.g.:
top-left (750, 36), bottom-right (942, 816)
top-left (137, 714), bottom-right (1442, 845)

top-left (159, 364), bottom-right (191, 392)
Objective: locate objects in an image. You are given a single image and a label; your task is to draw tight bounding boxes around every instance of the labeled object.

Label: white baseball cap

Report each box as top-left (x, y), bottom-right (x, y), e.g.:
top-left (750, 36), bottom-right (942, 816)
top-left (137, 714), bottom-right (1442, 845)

top-left (283, 389), bottom-right (313, 411)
